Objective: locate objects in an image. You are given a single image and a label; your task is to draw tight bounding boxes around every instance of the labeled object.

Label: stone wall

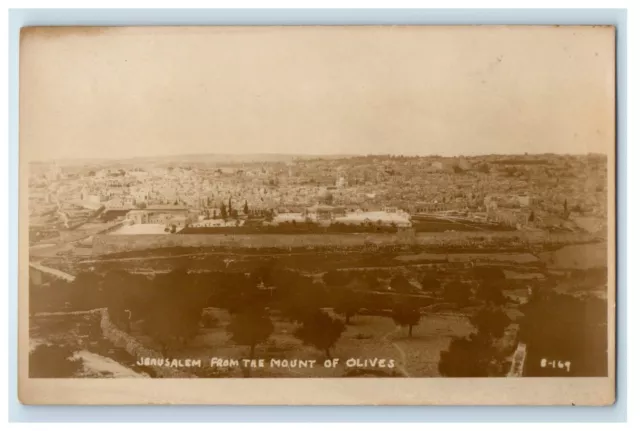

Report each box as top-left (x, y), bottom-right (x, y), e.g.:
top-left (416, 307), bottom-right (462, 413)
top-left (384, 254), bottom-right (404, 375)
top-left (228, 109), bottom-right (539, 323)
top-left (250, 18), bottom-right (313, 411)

top-left (97, 309), bottom-right (192, 378)
top-left (92, 231), bottom-right (597, 255)
top-left (93, 232), bottom-right (412, 254)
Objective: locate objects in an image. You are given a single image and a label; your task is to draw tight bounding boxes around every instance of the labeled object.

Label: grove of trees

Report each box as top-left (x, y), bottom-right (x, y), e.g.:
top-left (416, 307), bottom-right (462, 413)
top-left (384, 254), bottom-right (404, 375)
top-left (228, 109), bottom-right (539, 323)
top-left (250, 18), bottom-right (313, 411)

top-left (30, 259), bottom-right (607, 379)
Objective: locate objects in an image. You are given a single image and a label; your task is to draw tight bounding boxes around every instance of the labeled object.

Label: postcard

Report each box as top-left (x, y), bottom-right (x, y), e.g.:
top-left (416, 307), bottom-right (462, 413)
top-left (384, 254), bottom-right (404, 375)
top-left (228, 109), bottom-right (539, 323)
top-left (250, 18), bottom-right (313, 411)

top-left (19, 25), bottom-right (616, 405)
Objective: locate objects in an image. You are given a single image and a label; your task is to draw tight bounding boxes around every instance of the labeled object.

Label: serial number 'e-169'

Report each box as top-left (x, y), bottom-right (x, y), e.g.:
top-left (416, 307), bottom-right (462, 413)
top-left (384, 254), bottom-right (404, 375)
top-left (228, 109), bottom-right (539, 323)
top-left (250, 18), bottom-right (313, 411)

top-left (540, 358), bottom-right (571, 372)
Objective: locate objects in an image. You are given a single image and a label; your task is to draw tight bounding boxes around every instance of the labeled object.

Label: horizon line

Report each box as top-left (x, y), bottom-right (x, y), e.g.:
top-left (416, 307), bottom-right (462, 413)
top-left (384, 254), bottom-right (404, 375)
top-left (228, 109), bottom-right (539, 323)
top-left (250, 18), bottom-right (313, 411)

top-left (30, 150), bottom-right (608, 164)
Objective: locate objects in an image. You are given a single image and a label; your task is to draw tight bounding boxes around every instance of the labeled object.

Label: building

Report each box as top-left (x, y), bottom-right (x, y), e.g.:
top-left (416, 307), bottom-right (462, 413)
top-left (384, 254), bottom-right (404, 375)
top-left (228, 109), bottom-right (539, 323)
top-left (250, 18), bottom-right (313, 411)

top-left (305, 204), bottom-right (346, 222)
top-left (125, 205), bottom-right (197, 228)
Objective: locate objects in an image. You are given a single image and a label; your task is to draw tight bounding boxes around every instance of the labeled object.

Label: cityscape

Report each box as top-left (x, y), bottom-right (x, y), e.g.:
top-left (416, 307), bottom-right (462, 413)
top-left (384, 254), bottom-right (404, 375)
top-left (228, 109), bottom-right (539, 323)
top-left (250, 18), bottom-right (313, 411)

top-left (22, 25), bottom-right (612, 386)
top-left (29, 152), bottom-right (607, 242)
top-left (28, 151), bottom-right (609, 379)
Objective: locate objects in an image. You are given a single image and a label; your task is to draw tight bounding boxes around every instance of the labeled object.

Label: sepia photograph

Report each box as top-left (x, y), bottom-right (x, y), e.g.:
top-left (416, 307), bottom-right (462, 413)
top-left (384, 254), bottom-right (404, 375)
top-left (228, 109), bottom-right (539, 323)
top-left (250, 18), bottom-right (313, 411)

top-left (18, 25), bottom-right (616, 405)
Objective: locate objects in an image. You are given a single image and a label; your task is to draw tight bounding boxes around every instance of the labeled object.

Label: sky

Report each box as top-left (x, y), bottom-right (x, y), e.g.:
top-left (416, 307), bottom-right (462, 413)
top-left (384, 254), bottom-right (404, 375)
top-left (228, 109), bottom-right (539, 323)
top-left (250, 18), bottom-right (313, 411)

top-left (20, 26), bottom-right (615, 161)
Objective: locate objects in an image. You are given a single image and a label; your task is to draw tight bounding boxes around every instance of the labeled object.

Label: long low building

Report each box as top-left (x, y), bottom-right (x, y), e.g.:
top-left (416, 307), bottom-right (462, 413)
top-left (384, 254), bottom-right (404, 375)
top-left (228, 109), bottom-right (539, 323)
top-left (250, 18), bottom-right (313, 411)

top-left (125, 206), bottom-right (200, 229)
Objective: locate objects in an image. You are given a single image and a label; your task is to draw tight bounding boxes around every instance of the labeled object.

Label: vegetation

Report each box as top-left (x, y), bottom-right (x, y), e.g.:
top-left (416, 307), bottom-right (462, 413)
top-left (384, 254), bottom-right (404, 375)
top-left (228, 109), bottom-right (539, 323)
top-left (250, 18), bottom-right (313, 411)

top-left (443, 281), bottom-right (472, 306)
top-left (438, 306), bottom-right (512, 377)
top-left (322, 270), bottom-right (352, 288)
top-left (332, 288), bottom-right (362, 325)
top-left (391, 302), bottom-right (422, 337)
top-left (475, 281), bottom-right (507, 306)
top-left (439, 334), bottom-right (503, 377)
top-left (518, 290), bottom-right (607, 377)
top-left (29, 243), bottom-right (608, 379)
top-left (227, 307), bottom-right (274, 359)
top-left (293, 309), bottom-right (346, 358)
top-left (439, 269), bottom-right (512, 377)
top-left (469, 307), bottom-right (511, 339)
top-left (389, 275), bottom-right (414, 293)
top-left (419, 274), bottom-right (441, 293)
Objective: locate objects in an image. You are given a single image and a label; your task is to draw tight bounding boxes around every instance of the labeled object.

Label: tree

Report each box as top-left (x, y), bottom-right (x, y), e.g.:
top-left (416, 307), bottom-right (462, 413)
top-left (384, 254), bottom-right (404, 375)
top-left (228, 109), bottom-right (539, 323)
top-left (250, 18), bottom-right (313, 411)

top-left (476, 281), bottom-right (507, 306)
top-left (332, 288), bottom-right (362, 325)
top-left (443, 281), bottom-right (471, 306)
top-left (322, 270), bottom-right (352, 288)
top-left (227, 307), bottom-right (274, 359)
top-left (294, 309), bottom-right (345, 358)
top-left (141, 270), bottom-right (204, 355)
top-left (528, 210), bottom-right (535, 222)
top-left (271, 270), bottom-right (332, 323)
top-left (29, 345), bottom-right (84, 378)
top-left (220, 203), bottom-right (228, 220)
top-left (276, 273), bottom-right (330, 323)
top-left (170, 224), bottom-right (177, 234)
top-left (364, 273), bottom-right (382, 291)
top-left (438, 333), bottom-right (505, 377)
top-left (211, 272), bottom-right (269, 315)
top-left (243, 200), bottom-right (249, 215)
top-left (389, 275), bottom-right (414, 293)
top-left (391, 302), bottom-right (421, 337)
top-left (469, 307), bottom-right (511, 339)
top-left (265, 209), bottom-right (275, 222)
top-left (474, 266), bottom-right (505, 281)
top-left (136, 202), bottom-right (147, 209)
top-left (249, 264), bottom-right (275, 288)
top-left (419, 275), bottom-right (441, 293)
top-left (365, 292), bottom-right (393, 313)
top-left (228, 196), bottom-right (232, 214)
top-left (439, 302), bottom-right (514, 377)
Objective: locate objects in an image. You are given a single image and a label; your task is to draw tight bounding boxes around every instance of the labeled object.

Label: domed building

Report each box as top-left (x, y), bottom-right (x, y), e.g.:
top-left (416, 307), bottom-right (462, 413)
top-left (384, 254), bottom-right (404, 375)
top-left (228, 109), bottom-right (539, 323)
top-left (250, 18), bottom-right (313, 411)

top-left (317, 189), bottom-right (334, 205)
top-left (305, 189), bottom-right (345, 223)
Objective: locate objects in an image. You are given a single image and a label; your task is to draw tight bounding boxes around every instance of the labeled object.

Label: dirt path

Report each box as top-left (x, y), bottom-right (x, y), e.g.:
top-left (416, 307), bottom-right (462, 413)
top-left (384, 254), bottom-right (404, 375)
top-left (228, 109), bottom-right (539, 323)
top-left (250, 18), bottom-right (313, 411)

top-left (382, 326), bottom-right (411, 377)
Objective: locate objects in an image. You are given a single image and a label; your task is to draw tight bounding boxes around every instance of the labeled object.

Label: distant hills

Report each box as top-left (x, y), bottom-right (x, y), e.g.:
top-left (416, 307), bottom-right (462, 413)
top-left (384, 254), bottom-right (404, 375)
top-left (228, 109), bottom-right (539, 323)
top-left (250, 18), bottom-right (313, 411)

top-left (31, 153), bottom-right (359, 167)
top-left (30, 151), bottom-right (607, 168)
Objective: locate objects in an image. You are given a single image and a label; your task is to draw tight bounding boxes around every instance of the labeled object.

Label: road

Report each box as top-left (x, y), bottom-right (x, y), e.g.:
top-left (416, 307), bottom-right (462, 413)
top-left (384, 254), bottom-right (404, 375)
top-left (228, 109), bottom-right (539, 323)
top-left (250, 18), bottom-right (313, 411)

top-left (382, 326), bottom-right (411, 377)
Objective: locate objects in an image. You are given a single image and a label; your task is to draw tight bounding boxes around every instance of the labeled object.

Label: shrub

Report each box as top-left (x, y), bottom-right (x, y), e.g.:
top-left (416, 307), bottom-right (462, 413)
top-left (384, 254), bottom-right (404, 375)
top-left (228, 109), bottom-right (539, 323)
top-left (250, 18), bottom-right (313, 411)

top-left (201, 312), bottom-right (219, 328)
